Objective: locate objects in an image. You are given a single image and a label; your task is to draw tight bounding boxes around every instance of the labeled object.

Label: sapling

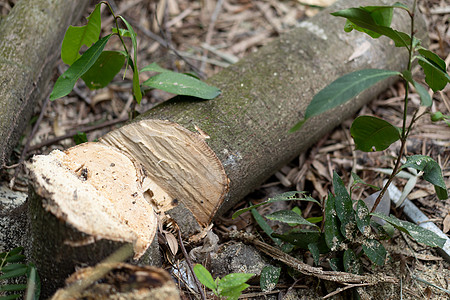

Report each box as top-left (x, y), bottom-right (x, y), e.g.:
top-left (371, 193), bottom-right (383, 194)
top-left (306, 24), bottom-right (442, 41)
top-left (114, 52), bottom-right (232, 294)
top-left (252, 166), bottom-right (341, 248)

top-left (50, 1), bottom-right (220, 104)
top-left (234, 1), bottom-right (448, 273)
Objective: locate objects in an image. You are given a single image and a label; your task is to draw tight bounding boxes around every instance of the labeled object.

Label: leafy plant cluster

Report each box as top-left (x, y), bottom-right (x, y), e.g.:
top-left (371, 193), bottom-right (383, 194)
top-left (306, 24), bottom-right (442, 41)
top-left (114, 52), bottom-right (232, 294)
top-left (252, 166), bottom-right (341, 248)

top-left (0, 247), bottom-right (40, 300)
top-left (50, 1), bottom-right (220, 103)
top-left (234, 1), bottom-right (448, 275)
top-left (193, 264), bottom-right (254, 300)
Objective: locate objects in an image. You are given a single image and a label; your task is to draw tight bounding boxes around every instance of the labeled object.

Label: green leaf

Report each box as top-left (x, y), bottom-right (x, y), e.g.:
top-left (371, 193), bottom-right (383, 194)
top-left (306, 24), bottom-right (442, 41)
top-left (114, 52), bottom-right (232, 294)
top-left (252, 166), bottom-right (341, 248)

top-left (401, 70), bottom-right (432, 107)
top-left (308, 243), bottom-right (321, 266)
top-left (306, 216), bottom-right (323, 224)
top-left (0, 265), bottom-right (28, 280)
top-left (251, 208), bottom-right (282, 246)
top-left (333, 172), bottom-right (356, 239)
top-left (298, 69), bottom-right (400, 129)
top-left (400, 155), bottom-right (448, 200)
top-left (1, 263), bottom-right (27, 273)
top-left (193, 264), bottom-right (217, 291)
top-left (260, 266), bottom-right (281, 292)
top-left (332, 7), bottom-right (410, 47)
top-left (112, 27), bottom-right (131, 38)
top-left (355, 200), bottom-right (371, 235)
top-left (418, 49), bottom-right (446, 71)
top-left (0, 284), bottom-right (27, 292)
top-left (218, 273), bottom-right (254, 294)
top-left (324, 192), bottom-right (345, 250)
top-left (0, 294), bottom-right (21, 300)
top-left (328, 258), bottom-right (343, 272)
top-left (61, 3), bottom-right (102, 65)
top-left (5, 255), bottom-right (25, 263)
top-left (219, 283), bottom-right (249, 300)
top-left (118, 16), bottom-right (142, 104)
top-left (371, 213), bottom-right (446, 247)
top-left (73, 131), bottom-right (87, 145)
top-left (26, 263), bottom-right (40, 300)
top-left (351, 172), bottom-right (380, 190)
top-left (143, 72), bottom-right (221, 99)
top-left (51, 34), bottom-right (113, 100)
top-left (81, 51), bottom-right (126, 89)
top-left (392, 2), bottom-right (410, 11)
top-left (343, 249), bottom-right (361, 274)
top-left (140, 62), bottom-right (173, 73)
top-left (266, 210), bottom-right (317, 227)
top-left (232, 191), bottom-right (316, 219)
top-left (350, 116), bottom-right (400, 152)
top-left (417, 55), bottom-right (450, 92)
top-left (272, 229), bottom-right (329, 253)
top-left (362, 239), bottom-right (386, 266)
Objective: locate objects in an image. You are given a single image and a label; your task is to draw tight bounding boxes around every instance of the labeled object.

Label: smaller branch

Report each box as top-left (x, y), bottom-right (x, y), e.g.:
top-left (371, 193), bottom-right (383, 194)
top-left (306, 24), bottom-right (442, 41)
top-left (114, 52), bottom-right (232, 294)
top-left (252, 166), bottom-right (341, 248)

top-left (27, 117), bottom-right (128, 153)
top-left (323, 282), bottom-right (371, 299)
top-left (229, 231), bottom-right (398, 285)
top-left (176, 223), bottom-right (207, 300)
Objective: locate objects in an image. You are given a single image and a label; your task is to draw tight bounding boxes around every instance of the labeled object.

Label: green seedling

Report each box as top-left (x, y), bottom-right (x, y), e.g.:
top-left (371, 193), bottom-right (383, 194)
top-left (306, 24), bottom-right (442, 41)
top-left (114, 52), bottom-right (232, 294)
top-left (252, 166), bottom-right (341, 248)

top-left (193, 264), bottom-right (254, 300)
top-left (51, 2), bottom-right (220, 104)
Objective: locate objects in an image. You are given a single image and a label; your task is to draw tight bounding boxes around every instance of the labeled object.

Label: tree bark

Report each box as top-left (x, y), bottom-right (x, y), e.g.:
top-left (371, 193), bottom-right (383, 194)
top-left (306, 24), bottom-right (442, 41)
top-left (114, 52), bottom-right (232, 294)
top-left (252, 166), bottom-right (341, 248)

top-left (0, 0), bottom-right (89, 168)
top-left (26, 0), bottom-right (427, 296)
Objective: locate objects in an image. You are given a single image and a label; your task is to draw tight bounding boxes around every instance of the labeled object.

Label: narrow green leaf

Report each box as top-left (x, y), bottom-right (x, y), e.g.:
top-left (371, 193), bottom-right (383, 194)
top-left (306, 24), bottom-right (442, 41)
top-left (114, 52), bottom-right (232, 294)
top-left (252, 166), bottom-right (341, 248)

top-left (26, 263), bottom-right (40, 300)
top-left (251, 208), bottom-right (282, 246)
top-left (351, 116), bottom-right (400, 152)
top-left (355, 200), bottom-right (371, 235)
top-left (118, 16), bottom-right (142, 104)
top-left (260, 266), bottom-right (281, 292)
top-left (193, 264), bottom-right (217, 291)
top-left (0, 284), bottom-right (27, 292)
top-left (308, 243), bottom-right (321, 266)
top-left (266, 210), bottom-right (316, 227)
top-left (81, 51), bottom-right (126, 89)
top-left (1, 263), bottom-right (27, 273)
top-left (333, 172), bottom-right (356, 238)
top-left (351, 172), bottom-right (380, 190)
top-left (392, 2), bottom-right (410, 11)
top-left (0, 265), bottom-right (28, 280)
top-left (61, 3), bottom-right (102, 65)
top-left (305, 69), bottom-right (400, 120)
top-left (306, 216), bottom-right (323, 224)
top-left (272, 229), bottom-right (329, 253)
top-left (400, 155), bottom-right (448, 200)
top-left (289, 119), bottom-right (306, 133)
top-left (371, 213), bottom-right (446, 247)
top-left (324, 192), bottom-right (345, 250)
top-left (5, 255), bottom-right (25, 263)
top-left (0, 294), bottom-right (21, 300)
top-left (51, 34), bottom-right (113, 100)
top-left (143, 72), bottom-right (221, 99)
top-left (343, 249), bottom-right (361, 274)
top-left (417, 56), bottom-right (450, 92)
top-left (232, 191), bottom-right (314, 219)
top-left (362, 239), bottom-right (386, 266)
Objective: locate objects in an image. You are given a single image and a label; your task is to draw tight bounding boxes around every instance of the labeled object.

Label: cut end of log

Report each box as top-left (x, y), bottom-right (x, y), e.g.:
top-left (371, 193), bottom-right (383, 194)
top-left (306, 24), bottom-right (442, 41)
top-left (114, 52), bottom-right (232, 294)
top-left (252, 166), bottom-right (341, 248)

top-left (100, 119), bottom-right (229, 225)
top-left (27, 142), bottom-right (157, 259)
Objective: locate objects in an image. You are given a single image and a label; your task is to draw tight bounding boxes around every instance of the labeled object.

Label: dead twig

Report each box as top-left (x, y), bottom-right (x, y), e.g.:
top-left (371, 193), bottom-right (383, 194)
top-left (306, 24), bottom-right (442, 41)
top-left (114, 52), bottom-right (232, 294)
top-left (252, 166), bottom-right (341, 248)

top-left (229, 230), bottom-right (398, 285)
top-left (27, 116), bottom-right (129, 153)
top-left (176, 223), bottom-right (207, 300)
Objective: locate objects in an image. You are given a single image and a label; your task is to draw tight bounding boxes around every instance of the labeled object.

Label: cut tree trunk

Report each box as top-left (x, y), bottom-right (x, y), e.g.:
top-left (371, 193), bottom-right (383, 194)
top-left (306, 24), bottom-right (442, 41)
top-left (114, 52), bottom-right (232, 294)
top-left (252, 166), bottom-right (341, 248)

top-left (26, 0), bottom-right (427, 296)
top-left (0, 0), bottom-right (89, 168)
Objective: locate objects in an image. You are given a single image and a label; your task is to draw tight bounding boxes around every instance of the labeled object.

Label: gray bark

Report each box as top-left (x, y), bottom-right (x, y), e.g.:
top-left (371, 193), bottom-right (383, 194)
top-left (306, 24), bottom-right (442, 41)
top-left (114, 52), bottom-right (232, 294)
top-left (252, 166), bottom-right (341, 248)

top-left (136, 0), bottom-right (427, 216)
top-left (0, 0), bottom-right (89, 168)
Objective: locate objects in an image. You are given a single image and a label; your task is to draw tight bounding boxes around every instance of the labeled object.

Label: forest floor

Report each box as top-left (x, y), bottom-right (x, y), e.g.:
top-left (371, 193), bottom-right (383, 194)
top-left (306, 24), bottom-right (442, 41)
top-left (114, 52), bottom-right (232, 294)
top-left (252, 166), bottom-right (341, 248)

top-left (1, 0), bottom-right (449, 299)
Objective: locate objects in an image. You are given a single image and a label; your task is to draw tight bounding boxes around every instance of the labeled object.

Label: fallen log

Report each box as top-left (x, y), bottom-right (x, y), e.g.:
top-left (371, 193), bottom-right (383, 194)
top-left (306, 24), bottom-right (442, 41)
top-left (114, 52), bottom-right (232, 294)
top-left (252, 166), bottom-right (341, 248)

top-left (26, 0), bottom-right (426, 296)
top-left (0, 0), bottom-right (90, 168)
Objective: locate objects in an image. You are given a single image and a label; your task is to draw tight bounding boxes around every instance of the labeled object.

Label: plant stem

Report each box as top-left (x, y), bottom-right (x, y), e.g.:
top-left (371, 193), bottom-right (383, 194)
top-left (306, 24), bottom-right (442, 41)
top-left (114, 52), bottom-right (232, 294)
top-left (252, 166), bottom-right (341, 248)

top-left (101, 1), bottom-right (130, 58)
top-left (370, 0), bottom-right (417, 213)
